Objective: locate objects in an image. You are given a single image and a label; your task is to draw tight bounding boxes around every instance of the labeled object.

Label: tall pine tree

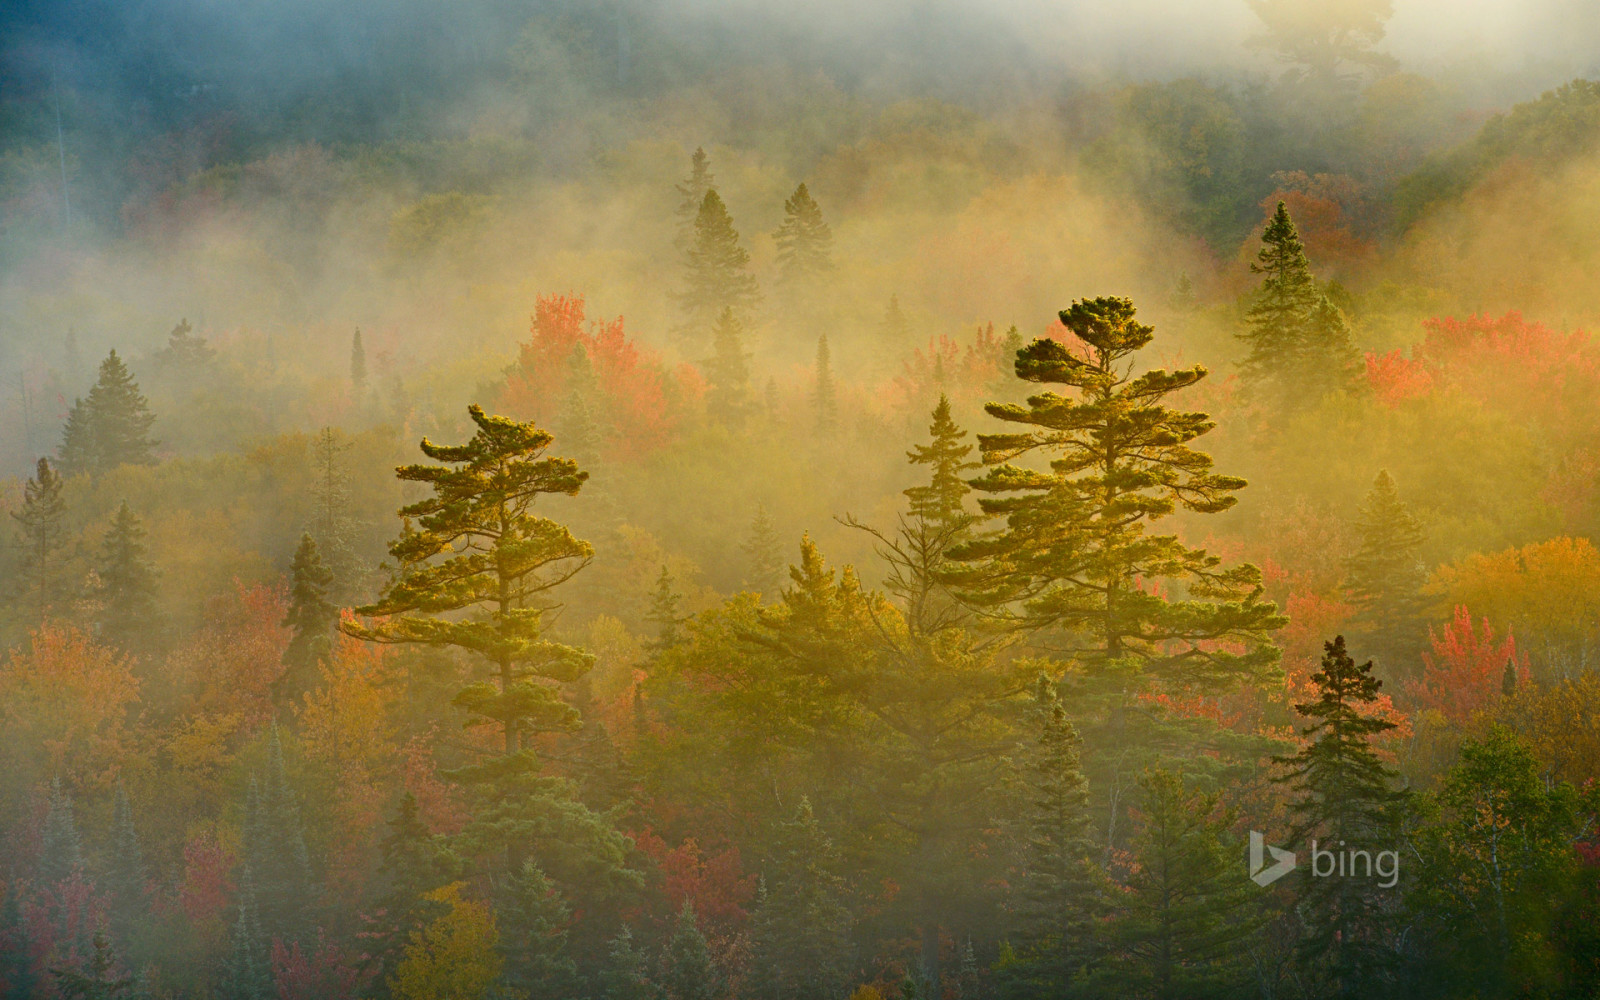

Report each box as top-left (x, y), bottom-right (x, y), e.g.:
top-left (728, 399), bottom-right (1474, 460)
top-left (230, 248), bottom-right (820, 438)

top-left (643, 566), bottom-right (687, 662)
top-left (742, 504), bottom-right (785, 600)
top-left (223, 867), bottom-right (271, 1000)
top-left (811, 336), bottom-right (836, 431)
top-left (904, 394), bottom-right (977, 534)
top-left (747, 798), bottom-right (852, 1000)
top-left (367, 792), bottom-right (451, 998)
top-left (705, 308), bottom-right (753, 428)
top-left (94, 502), bottom-right (159, 654)
top-left (40, 778), bottom-right (85, 887)
top-left (243, 726), bottom-right (314, 946)
top-left (677, 190), bottom-right (759, 345)
top-left (351, 328), bottom-right (368, 390)
top-left (58, 350), bottom-right (157, 478)
top-left (1273, 636), bottom-right (1405, 999)
top-left (277, 533), bottom-right (337, 704)
top-left (598, 925), bottom-right (652, 1000)
top-left (773, 182), bottom-right (834, 294)
top-left (1344, 470), bottom-right (1427, 676)
top-left (105, 783), bottom-right (147, 951)
top-left (497, 861), bottom-right (578, 1000)
top-left (675, 147), bottom-right (715, 247)
top-left (11, 457), bottom-right (69, 625)
top-left (660, 902), bottom-right (721, 1000)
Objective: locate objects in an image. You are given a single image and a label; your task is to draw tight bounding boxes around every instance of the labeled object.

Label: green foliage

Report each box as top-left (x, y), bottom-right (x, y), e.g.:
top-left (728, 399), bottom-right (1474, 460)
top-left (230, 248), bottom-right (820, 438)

top-left (351, 328), bottom-right (368, 390)
top-left (278, 532), bottom-right (336, 703)
top-left (244, 726), bottom-right (315, 945)
top-left (812, 336), bottom-right (836, 432)
top-left (106, 783), bottom-right (147, 950)
top-left (58, 350), bottom-right (158, 479)
top-left (49, 933), bottom-right (141, 1000)
top-left (773, 182), bottom-right (835, 292)
top-left (659, 901), bottom-right (721, 1000)
top-left (1344, 470), bottom-right (1427, 674)
top-left (497, 861), bottom-right (578, 1000)
top-left (10, 457), bottom-right (69, 625)
top-left (0, 882), bottom-right (37, 998)
top-left (223, 867), bottom-right (272, 1000)
top-left (94, 502), bottom-right (160, 656)
top-left (904, 394), bottom-right (977, 534)
top-left (747, 798), bottom-right (853, 1000)
top-left (676, 148), bottom-right (715, 243)
top-left (1245, 0), bottom-right (1397, 85)
top-left (368, 792), bottom-right (453, 998)
top-left (153, 319), bottom-right (215, 372)
top-left (705, 308), bottom-right (754, 429)
top-left (742, 504), bottom-right (785, 599)
top-left (40, 777), bottom-right (85, 886)
top-left (677, 190), bottom-right (759, 344)
top-left (597, 925), bottom-right (652, 1000)
top-left (643, 566), bottom-right (687, 661)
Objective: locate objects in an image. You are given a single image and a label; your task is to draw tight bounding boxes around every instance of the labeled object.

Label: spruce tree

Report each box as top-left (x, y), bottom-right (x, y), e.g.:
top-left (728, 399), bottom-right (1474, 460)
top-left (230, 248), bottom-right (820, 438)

top-left (0, 882), bottom-right (37, 998)
top-left (154, 318), bottom-right (214, 371)
top-left (1100, 769), bottom-right (1257, 999)
top-left (49, 932), bottom-right (139, 1000)
top-left (95, 502), bottom-right (159, 654)
top-left (1344, 470), bottom-right (1427, 675)
top-left (705, 308), bottom-right (753, 428)
top-left (309, 427), bottom-right (363, 604)
top-left (368, 792), bottom-right (450, 996)
top-left (344, 406), bottom-right (637, 892)
top-left (660, 901), bottom-right (721, 1000)
top-left (243, 727), bottom-right (314, 946)
top-left (773, 183), bottom-right (834, 292)
top-left (40, 778), bottom-right (85, 886)
top-left (105, 783), bottom-right (147, 950)
top-left (351, 328), bottom-right (368, 390)
top-left (598, 925), bottom-right (652, 1000)
top-left (643, 566), bottom-right (687, 662)
top-left (811, 336), bottom-right (836, 431)
top-left (677, 190), bottom-right (759, 344)
top-left (748, 798), bottom-right (852, 1000)
top-left (497, 861), bottom-right (578, 1000)
top-left (223, 868), bottom-right (271, 1000)
top-left (1273, 636), bottom-right (1405, 999)
top-left (954, 297), bottom-right (1283, 686)
top-left (742, 504), bottom-right (785, 599)
top-left (1237, 203), bottom-right (1357, 406)
top-left (1003, 676), bottom-right (1099, 997)
top-left (277, 533), bottom-right (337, 704)
top-left (675, 147), bottom-right (715, 246)
top-left (904, 394), bottom-right (977, 533)
top-left (11, 457), bottom-right (69, 624)
top-left (57, 350), bottom-right (158, 478)
top-left (560, 346), bottom-right (622, 537)
top-left (880, 294), bottom-right (910, 345)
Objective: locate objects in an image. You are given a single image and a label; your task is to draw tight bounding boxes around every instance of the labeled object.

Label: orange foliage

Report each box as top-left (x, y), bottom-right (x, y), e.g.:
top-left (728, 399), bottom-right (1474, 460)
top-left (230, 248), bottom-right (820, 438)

top-left (0, 625), bottom-right (140, 784)
top-left (177, 828), bottom-right (236, 943)
top-left (630, 828), bottom-right (755, 937)
top-left (1258, 173), bottom-right (1378, 275)
top-left (166, 580), bottom-right (291, 726)
top-left (892, 323), bottom-right (1012, 410)
top-left (499, 293), bottom-right (685, 459)
top-left (1407, 606), bottom-right (1529, 724)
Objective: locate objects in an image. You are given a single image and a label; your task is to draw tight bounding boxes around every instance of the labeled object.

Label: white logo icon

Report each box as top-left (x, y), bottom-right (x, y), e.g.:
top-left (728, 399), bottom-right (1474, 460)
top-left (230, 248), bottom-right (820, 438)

top-left (1249, 830), bottom-right (1296, 886)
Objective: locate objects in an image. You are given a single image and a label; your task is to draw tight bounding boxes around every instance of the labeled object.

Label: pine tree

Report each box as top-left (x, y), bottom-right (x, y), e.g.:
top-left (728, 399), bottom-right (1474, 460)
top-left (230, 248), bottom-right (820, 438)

top-left (643, 566), bottom-right (687, 662)
top-left (954, 297), bottom-right (1283, 687)
top-left (1344, 470), bottom-right (1427, 676)
top-left (57, 350), bottom-right (158, 478)
top-left (345, 406), bottom-right (637, 892)
top-left (1501, 658), bottom-right (1518, 698)
top-left (705, 308), bottom-right (753, 428)
top-left (40, 778), bottom-right (85, 886)
top-left (956, 939), bottom-right (985, 1000)
top-left (598, 925), bottom-right (652, 1000)
top-left (0, 881), bottom-right (37, 998)
top-left (748, 798), bottom-right (852, 1000)
top-left (368, 793), bottom-right (450, 997)
top-left (811, 336), bottom-right (836, 431)
top-left (1100, 769), bottom-right (1257, 999)
top-left (773, 183), bottom-right (834, 292)
top-left (678, 190), bottom-right (759, 344)
top-left (277, 533), bottom-right (337, 704)
top-left (224, 868), bottom-right (271, 1000)
top-left (1273, 636), bottom-right (1405, 998)
top-left (95, 502), bottom-right (159, 654)
top-left (309, 427), bottom-right (364, 604)
top-left (1237, 203), bottom-right (1357, 406)
top-left (675, 147), bottom-right (715, 246)
top-left (742, 504), bottom-right (785, 599)
top-left (497, 861), bottom-right (578, 1000)
top-left (904, 394), bottom-right (977, 533)
top-left (351, 328), bottom-right (368, 390)
top-left (560, 346), bottom-right (622, 537)
top-left (48, 932), bottom-right (139, 1000)
top-left (154, 318), bottom-right (214, 370)
top-left (244, 726), bottom-right (314, 946)
top-left (660, 901), bottom-right (721, 1000)
top-left (11, 457), bottom-right (69, 624)
top-left (105, 783), bottom-right (146, 950)
top-left (1003, 676), bottom-right (1099, 998)
top-left (880, 295), bottom-right (910, 345)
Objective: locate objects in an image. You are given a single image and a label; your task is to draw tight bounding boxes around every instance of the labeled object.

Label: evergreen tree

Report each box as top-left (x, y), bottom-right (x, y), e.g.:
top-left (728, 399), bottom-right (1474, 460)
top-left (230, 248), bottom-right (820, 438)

top-left (747, 798), bottom-right (852, 1000)
top-left (11, 457), bottom-right (69, 624)
top-left (1344, 470), bottom-right (1427, 675)
top-left (811, 336), bottom-right (836, 431)
top-left (904, 394), bottom-right (977, 533)
top-left (497, 861), bottom-right (578, 1000)
top-left (1003, 676), bottom-right (1099, 998)
top-left (880, 294), bottom-right (910, 345)
top-left (345, 406), bottom-right (637, 893)
top-left (956, 939), bottom-right (985, 1000)
top-left (1100, 769), bottom-right (1257, 1000)
top-left (40, 778), bottom-right (85, 886)
top-left (598, 925), bottom-right (652, 1000)
top-left (154, 318), bottom-right (214, 371)
top-left (954, 297), bottom-right (1283, 685)
top-left (1273, 636), bottom-right (1405, 999)
top-left (1500, 658), bottom-right (1518, 698)
top-left (643, 566), bottom-right (687, 662)
top-left (705, 308), bottom-right (753, 428)
top-left (677, 190), bottom-right (759, 344)
top-left (0, 881), bottom-right (37, 999)
top-left (57, 350), bottom-right (158, 478)
top-left (223, 868), bottom-right (271, 1000)
top-left (351, 328), bottom-right (368, 390)
top-left (1237, 203), bottom-right (1357, 406)
top-left (742, 504), bottom-right (785, 599)
top-left (559, 346), bottom-right (622, 537)
top-left (368, 792), bottom-right (451, 997)
top-left (243, 726), bottom-right (314, 946)
top-left (277, 533), bottom-right (337, 704)
top-left (773, 183), bottom-right (834, 292)
top-left (660, 901), bottom-right (721, 1000)
top-left (675, 147), bottom-right (715, 246)
top-left (309, 427), bottom-right (363, 604)
top-left (105, 783), bottom-right (146, 950)
top-left (49, 933), bottom-right (139, 1000)
top-left (95, 502), bottom-right (159, 654)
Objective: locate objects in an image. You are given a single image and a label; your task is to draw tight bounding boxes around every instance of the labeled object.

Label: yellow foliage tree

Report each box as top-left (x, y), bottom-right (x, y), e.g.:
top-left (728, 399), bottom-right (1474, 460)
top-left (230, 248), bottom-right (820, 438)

top-left (1428, 536), bottom-right (1600, 681)
top-left (1506, 671), bottom-right (1600, 785)
top-left (390, 883), bottom-right (504, 1000)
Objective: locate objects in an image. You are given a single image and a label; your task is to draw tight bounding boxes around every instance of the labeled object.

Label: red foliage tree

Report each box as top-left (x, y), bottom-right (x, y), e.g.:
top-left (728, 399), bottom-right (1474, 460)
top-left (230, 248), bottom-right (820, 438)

top-left (1407, 605), bottom-right (1530, 723)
